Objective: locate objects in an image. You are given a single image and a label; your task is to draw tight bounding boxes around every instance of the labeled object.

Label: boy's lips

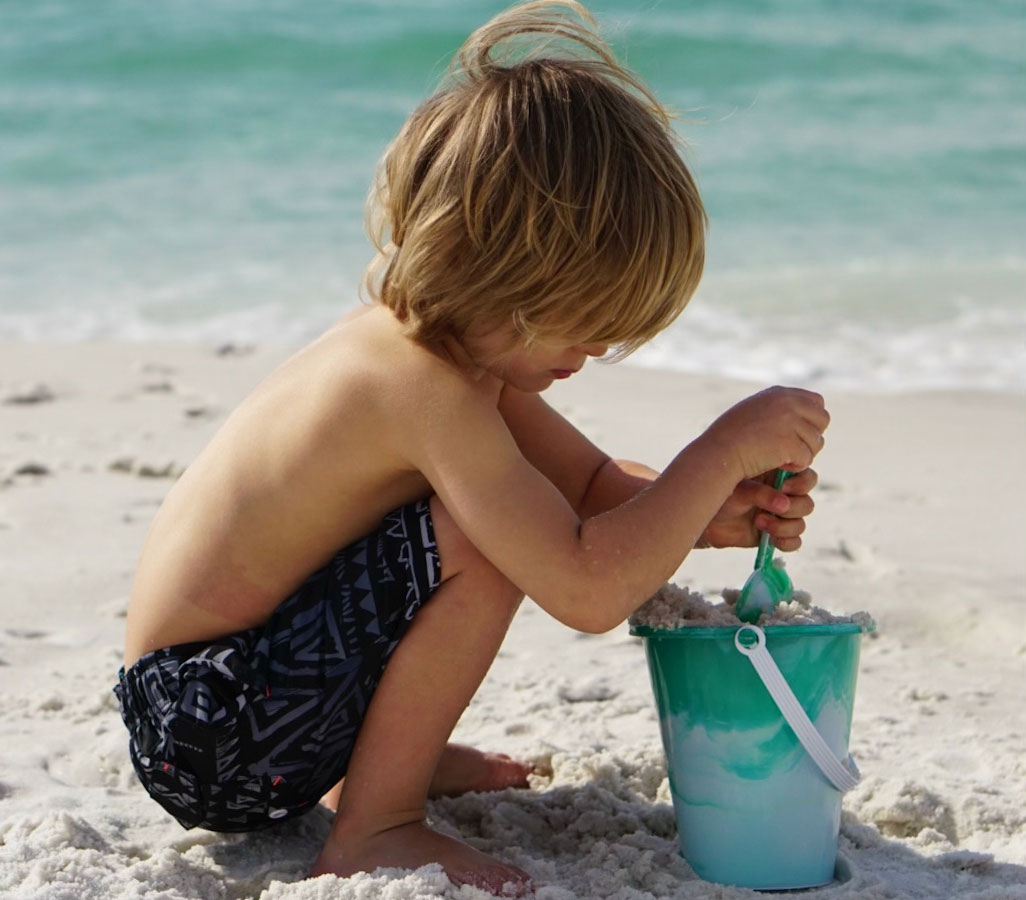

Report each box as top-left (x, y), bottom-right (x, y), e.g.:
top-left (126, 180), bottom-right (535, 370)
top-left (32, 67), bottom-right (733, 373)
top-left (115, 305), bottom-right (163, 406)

top-left (550, 369), bottom-right (577, 379)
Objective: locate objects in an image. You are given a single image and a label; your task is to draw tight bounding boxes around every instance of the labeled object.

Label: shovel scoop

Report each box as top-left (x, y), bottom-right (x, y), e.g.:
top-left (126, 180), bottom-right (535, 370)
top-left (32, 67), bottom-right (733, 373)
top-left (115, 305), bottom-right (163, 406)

top-left (734, 469), bottom-right (796, 624)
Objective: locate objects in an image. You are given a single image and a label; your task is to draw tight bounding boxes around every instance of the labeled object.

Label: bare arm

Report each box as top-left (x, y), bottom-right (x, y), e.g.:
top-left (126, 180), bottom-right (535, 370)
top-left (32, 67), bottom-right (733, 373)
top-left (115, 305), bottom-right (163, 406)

top-left (501, 393), bottom-right (818, 554)
top-left (404, 372), bottom-right (828, 633)
top-left (578, 458), bottom-right (658, 519)
top-left (497, 387), bottom-right (668, 520)
top-left (582, 459), bottom-right (821, 553)
top-left (496, 386), bottom-right (612, 515)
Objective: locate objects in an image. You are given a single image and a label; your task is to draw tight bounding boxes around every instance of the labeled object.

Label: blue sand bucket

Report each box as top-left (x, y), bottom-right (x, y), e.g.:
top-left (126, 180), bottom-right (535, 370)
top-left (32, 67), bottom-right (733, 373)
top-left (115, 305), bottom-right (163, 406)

top-left (629, 621), bottom-right (871, 890)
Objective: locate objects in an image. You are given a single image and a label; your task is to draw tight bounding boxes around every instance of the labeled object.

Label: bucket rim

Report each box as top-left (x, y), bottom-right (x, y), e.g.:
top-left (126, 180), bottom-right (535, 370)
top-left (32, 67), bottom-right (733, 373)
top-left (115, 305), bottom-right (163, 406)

top-left (629, 620), bottom-right (874, 639)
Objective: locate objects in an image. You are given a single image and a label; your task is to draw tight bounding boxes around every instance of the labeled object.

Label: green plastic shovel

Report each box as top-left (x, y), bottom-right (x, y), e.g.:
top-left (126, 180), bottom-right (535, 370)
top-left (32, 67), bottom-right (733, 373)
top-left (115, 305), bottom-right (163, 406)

top-left (734, 468), bottom-right (795, 624)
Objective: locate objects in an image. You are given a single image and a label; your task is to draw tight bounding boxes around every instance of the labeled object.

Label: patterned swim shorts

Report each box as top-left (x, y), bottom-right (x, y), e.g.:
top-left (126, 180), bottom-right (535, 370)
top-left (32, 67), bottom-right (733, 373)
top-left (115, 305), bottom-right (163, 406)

top-left (114, 499), bottom-right (440, 832)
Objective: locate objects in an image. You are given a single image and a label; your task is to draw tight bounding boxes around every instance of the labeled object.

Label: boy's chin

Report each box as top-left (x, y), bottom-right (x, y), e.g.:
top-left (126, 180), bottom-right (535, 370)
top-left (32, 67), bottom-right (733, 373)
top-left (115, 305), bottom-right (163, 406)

top-left (511, 373), bottom-right (557, 393)
top-left (490, 368), bottom-right (548, 392)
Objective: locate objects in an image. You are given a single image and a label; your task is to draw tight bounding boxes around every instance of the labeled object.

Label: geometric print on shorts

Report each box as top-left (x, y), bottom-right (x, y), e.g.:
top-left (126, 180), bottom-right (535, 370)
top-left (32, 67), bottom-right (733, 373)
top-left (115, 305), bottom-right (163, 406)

top-left (114, 498), bottom-right (441, 832)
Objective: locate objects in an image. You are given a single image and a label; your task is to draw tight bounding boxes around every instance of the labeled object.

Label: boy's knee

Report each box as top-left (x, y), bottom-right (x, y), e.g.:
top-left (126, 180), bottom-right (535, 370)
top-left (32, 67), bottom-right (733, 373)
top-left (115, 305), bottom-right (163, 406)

top-left (429, 496), bottom-right (523, 608)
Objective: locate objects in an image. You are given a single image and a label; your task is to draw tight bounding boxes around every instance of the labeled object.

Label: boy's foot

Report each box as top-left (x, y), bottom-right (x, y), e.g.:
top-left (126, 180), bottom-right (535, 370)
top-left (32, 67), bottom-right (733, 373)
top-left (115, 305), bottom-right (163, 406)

top-left (428, 743), bottom-right (537, 797)
top-left (320, 743), bottom-right (538, 811)
top-left (308, 818), bottom-right (533, 896)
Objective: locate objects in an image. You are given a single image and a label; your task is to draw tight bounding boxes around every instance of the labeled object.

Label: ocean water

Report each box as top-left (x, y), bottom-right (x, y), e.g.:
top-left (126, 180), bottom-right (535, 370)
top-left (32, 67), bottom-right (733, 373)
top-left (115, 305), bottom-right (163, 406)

top-left (1, 0), bottom-right (1023, 392)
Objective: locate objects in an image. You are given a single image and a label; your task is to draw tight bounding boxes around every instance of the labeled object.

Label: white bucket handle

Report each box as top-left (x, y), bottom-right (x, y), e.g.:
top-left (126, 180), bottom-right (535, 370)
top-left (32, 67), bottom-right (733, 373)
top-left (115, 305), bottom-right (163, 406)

top-left (734, 625), bottom-right (861, 793)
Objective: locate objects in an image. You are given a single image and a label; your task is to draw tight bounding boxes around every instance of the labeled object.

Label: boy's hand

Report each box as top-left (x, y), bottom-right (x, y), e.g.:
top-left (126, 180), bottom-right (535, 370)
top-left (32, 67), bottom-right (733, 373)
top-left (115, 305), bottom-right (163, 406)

top-left (702, 386), bottom-right (829, 480)
top-left (700, 467), bottom-right (818, 552)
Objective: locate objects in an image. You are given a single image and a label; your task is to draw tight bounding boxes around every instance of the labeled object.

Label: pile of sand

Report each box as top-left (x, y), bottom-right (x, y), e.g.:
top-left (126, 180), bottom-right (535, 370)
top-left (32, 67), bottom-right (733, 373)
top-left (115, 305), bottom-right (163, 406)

top-left (629, 580), bottom-right (876, 630)
top-left (2, 748), bottom-right (1024, 899)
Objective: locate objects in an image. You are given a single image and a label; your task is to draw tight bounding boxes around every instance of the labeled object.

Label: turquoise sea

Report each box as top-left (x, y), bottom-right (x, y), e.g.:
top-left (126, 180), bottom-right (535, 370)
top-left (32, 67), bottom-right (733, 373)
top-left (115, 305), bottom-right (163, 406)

top-left (2, 0), bottom-right (1024, 391)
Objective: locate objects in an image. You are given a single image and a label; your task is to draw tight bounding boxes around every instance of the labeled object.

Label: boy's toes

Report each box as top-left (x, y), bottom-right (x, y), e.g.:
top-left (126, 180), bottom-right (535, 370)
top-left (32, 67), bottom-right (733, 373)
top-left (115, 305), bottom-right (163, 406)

top-left (468, 863), bottom-right (532, 897)
top-left (477, 752), bottom-right (551, 792)
top-left (430, 744), bottom-right (537, 796)
top-left (530, 758), bottom-right (553, 778)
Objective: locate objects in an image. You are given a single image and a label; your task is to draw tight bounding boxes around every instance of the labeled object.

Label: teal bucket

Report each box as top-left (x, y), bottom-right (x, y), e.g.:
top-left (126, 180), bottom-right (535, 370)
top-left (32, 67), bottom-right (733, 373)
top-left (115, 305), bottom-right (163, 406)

top-left (630, 621), bottom-right (869, 890)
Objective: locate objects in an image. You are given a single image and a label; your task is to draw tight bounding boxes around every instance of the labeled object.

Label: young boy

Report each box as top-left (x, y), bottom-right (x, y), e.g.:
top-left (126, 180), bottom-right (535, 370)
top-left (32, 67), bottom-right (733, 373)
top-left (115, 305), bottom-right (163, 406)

top-left (115, 1), bottom-right (828, 896)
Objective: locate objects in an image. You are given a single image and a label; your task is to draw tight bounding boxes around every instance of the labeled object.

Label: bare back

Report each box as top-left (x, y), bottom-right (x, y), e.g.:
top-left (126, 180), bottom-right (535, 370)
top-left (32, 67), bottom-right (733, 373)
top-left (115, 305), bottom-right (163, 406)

top-left (123, 306), bottom-right (499, 668)
top-left (124, 299), bottom-right (784, 665)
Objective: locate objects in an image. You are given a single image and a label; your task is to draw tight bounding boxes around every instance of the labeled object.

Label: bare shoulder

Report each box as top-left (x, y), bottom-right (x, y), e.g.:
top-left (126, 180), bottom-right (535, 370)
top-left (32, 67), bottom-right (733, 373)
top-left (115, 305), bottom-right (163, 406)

top-left (326, 309), bottom-right (505, 448)
top-left (242, 306), bottom-right (490, 437)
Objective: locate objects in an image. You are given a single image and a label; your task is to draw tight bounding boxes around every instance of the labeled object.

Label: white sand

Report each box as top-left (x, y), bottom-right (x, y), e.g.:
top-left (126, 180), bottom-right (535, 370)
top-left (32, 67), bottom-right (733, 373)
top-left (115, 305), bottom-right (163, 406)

top-left (628, 580), bottom-right (877, 629)
top-left (1, 343), bottom-right (1024, 898)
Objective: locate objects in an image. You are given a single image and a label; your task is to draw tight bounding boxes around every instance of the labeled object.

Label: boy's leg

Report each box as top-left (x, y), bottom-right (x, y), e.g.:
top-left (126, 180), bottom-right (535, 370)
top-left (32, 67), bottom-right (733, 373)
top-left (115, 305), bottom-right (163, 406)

top-left (309, 497), bottom-right (532, 895)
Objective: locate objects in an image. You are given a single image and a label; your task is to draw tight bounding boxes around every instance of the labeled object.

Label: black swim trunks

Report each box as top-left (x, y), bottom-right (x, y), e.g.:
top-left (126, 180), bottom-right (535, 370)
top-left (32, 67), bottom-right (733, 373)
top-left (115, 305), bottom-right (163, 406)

top-left (114, 499), bottom-right (440, 832)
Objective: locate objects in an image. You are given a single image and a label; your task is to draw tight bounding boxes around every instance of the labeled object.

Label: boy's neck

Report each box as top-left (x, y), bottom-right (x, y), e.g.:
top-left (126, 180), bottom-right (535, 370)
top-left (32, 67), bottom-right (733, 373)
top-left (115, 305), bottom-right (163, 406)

top-left (436, 333), bottom-right (486, 379)
top-left (432, 328), bottom-right (514, 385)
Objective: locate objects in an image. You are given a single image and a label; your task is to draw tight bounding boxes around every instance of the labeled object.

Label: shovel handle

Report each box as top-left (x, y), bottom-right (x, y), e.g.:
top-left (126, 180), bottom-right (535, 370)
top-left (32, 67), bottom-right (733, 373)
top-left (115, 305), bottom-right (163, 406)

top-left (753, 468), bottom-right (795, 570)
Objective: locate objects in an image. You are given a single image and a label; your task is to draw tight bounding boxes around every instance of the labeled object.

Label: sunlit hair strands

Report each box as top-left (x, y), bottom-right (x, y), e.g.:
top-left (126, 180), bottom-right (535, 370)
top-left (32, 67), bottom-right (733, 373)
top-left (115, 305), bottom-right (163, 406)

top-left (361, 0), bottom-right (707, 359)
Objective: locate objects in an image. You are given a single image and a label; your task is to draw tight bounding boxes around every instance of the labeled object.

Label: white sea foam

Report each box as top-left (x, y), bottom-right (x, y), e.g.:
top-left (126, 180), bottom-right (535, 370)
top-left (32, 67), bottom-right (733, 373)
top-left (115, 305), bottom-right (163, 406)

top-left (629, 260), bottom-right (1026, 394)
top-left (3, 260), bottom-right (1022, 394)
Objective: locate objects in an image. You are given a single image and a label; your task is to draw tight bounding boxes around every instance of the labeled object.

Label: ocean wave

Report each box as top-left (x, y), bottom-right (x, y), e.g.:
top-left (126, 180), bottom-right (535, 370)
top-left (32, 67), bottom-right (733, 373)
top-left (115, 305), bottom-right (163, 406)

top-left (629, 301), bottom-right (1026, 394)
top-left (2, 292), bottom-right (1023, 395)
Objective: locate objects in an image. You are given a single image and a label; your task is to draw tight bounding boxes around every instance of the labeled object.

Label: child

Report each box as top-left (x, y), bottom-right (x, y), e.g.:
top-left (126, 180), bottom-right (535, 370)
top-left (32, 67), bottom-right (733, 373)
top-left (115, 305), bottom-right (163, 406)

top-left (115, 1), bottom-right (828, 896)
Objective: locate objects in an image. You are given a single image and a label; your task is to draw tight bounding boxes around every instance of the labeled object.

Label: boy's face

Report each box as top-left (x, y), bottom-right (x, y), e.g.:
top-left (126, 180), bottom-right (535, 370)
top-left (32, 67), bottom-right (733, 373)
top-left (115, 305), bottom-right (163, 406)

top-left (466, 325), bottom-right (608, 393)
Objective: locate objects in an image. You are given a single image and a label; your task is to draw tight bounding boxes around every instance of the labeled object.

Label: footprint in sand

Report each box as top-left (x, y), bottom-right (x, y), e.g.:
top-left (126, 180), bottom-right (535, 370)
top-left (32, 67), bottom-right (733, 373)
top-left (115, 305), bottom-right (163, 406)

top-left (215, 342), bottom-right (255, 357)
top-left (9, 461), bottom-right (51, 478)
top-left (818, 539), bottom-right (896, 577)
top-left (134, 361), bottom-right (177, 376)
top-left (140, 381), bottom-right (176, 394)
top-left (505, 722), bottom-right (532, 736)
top-left (5, 628), bottom-right (50, 640)
top-left (1, 383), bottom-right (55, 405)
top-left (98, 597), bottom-right (128, 618)
top-left (108, 457), bottom-right (184, 479)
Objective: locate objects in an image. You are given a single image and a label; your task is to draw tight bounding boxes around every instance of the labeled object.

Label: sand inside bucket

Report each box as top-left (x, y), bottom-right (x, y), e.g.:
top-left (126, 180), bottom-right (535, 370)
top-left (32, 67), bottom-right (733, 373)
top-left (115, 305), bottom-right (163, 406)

top-left (629, 569), bottom-right (875, 631)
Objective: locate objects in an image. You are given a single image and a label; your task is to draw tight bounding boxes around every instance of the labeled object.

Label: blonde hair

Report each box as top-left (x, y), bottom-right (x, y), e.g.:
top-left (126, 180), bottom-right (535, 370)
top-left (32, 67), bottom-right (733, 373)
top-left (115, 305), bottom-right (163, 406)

top-left (361, 0), bottom-right (707, 358)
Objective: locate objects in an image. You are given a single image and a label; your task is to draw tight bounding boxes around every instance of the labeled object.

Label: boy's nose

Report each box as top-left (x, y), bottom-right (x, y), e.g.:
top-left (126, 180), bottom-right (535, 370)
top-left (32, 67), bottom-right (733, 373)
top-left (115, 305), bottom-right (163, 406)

top-left (576, 342), bottom-right (609, 357)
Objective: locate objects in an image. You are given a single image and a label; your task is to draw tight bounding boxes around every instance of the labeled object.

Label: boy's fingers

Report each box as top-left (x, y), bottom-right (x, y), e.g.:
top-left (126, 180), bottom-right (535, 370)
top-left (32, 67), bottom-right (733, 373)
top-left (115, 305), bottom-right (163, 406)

top-left (749, 483), bottom-right (815, 518)
top-left (755, 515), bottom-right (806, 538)
top-left (746, 476), bottom-right (816, 518)
top-left (776, 493), bottom-right (814, 519)
top-left (799, 426), bottom-right (826, 461)
top-left (798, 391), bottom-right (831, 432)
top-left (782, 467), bottom-right (818, 494)
top-left (742, 480), bottom-right (790, 514)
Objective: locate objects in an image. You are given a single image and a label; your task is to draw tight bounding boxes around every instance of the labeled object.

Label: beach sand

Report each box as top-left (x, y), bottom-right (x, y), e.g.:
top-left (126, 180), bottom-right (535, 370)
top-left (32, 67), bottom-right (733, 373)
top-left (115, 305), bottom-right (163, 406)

top-left (1, 341), bottom-right (1023, 898)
